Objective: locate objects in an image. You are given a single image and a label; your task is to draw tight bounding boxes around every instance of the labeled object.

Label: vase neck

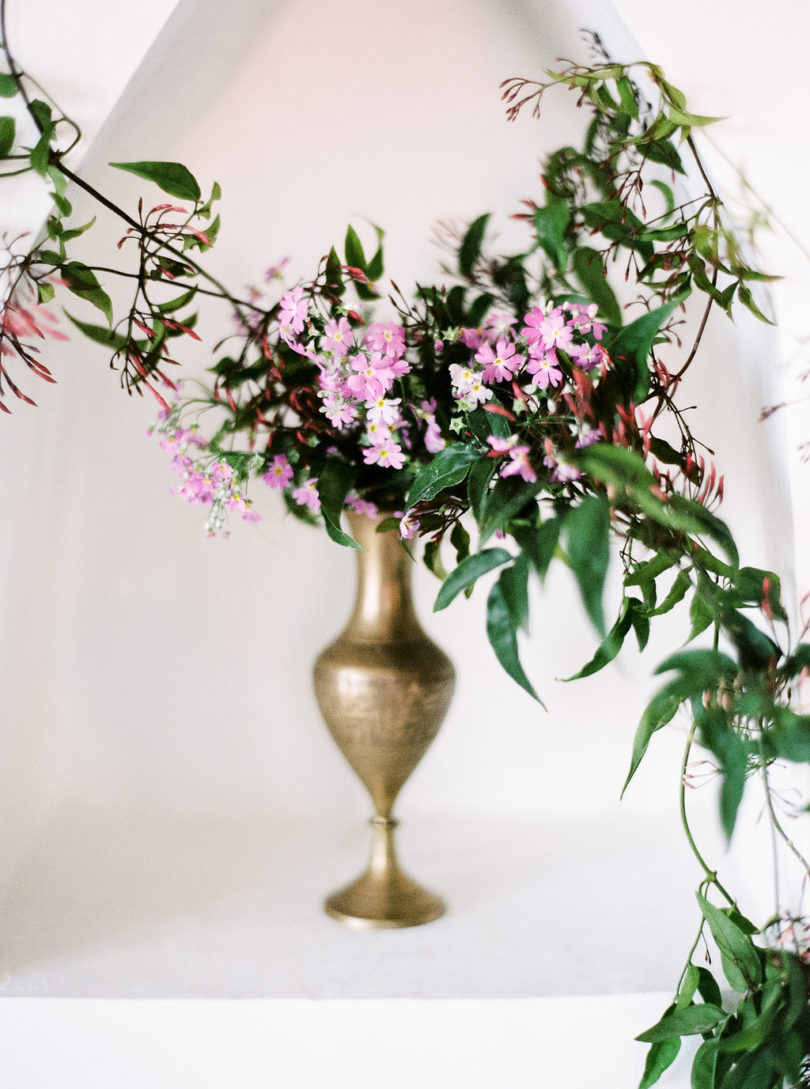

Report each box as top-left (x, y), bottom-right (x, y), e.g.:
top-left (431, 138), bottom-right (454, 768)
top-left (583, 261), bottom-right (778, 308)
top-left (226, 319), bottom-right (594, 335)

top-left (345, 512), bottom-right (420, 642)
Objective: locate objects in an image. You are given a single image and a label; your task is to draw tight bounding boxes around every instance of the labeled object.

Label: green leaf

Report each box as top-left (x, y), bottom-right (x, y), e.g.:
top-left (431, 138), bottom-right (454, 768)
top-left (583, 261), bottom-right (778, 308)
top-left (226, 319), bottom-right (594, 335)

top-left (450, 521), bottom-right (470, 566)
top-left (479, 476), bottom-right (545, 546)
top-left (623, 675), bottom-right (696, 793)
top-left (688, 591), bottom-right (715, 642)
top-left (486, 575), bottom-right (542, 703)
top-left (468, 404), bottom-right (510, 444)
top-left (511, 516), bottom-right (562, 580)
top-left (636, 1003), bottom-right (725, 1043)
top-left (625, 551), bottom-right (677, 588)
top-left (647, 567), bottom-right (691, 617)
top-left (697, 892), bottom-right (762, 992)
top-left (564, 596), bottom-right (634, 680)
top-left (607, 298), bottom-right (681, 401)
top-left (565, 494), bottom-right (611, 635)
top-left (737, 283), bottom-right (774, 325)
top-left (690, 1040), bottom-right (719, 1089)
top-left (667, 106), bottom-right (722, 128)
top-left (648, 178), bottom-right (675, 214)
top-left (654, 648), bottom-right (738, 684)
top-left (0, 73), bottom-right (18, 98)
top-left (110, 160), bottom-right (202, 202)
top-left (406, 443), bottom-right (480, 508)
top-left (36, 280), bottom-right (55, 304)
top-left (533, 197), bottom-right (570, 275)
top-left (61, 261), bottom-right (113, 325)
top-left (64, 312), bottom-right (129, 351)
top-left (324, 246), bottom-right (344, 294)
top-left (467, 457), bottom-right (497, 522)
top-left (0, 115), bottom-right (14, 157)
top-left (434, 548), bottom-right (512, 612)
top-left (459, 213), bottom-right (489, 278)
top-left (638, 1036), bottom-right (681, 1089)
top-left (316, 459), bottom-right (360, 549)
top-left (736, 566), bottom-right (787, 621)
top-left (696, 967), bottom-right (724, 1009)
top-left (30, 129), bottom-right (52, 175)
top-left (677, 965), bottom-right (701, 1009)
top-left (572, 246), bottom-right (621, 326)
top-left (499, 553), bottom-right (530, 634)
top-left (423, 540), bottom-right (447, 580)
top-left (344, 224), bottom-right (366, 270)
top-left (615, 76), bottom-right (638, 119)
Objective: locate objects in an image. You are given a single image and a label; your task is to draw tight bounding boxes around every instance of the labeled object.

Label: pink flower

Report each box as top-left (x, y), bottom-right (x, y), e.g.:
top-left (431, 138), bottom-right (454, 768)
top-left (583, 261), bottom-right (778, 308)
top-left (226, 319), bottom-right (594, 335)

top-left (526, 347), bottom-right (562, 389)
top-left (263, 453), bottom-right (293, 489)
top-left (460, 327), bottom-right (483, 350)
top-left (501, 448), bottom-right (536, 483)
top-left (278, 285), bottom-right (308, 342)
top-left (365, 396), bottom-right (401, 427)
top-left (363, 321), bottom-right (406, 357)
top-left (363, 437), bottom-right (405, 470)
top-left (424, 419), bottom-right (446, 453)
top-left (345, 352), bottom-right (392, 401)
top-left (537, 308), bottom-right (574, 352)
top-left (324, 317), bottom-right (354, 356)
top-left (293, 478), bottom-right (321, 511)
top-left (346, 495), bottom-right (379, 518)
top-left (476, 338), bottom-right (524, 385)
top-left (399, 510), bottom-right (420, 539)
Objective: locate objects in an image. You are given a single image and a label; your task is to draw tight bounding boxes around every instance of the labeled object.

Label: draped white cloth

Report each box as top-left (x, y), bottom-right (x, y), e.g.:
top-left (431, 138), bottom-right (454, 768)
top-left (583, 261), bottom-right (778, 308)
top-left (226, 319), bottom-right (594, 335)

top-left (0, 2), bottom-right (803, 1079)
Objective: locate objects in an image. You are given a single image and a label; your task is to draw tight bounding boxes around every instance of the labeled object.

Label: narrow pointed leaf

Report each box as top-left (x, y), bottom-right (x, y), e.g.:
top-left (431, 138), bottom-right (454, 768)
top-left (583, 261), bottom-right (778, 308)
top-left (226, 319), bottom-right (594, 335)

top-left (434, 548), bottom-right (511, 612)
top-left (317, 459), bottom-right (360, 549)
top-left (110, 160), bottom-right (202, 203)
top-left (486, 577), bottom-right (542, 704)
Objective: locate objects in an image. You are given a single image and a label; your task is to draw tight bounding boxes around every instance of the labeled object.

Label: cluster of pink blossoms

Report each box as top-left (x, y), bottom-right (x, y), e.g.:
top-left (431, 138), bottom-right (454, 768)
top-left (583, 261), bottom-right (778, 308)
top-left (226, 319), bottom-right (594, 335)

top-left (273, 285), bottom-right (448, 514)
top-left (447, 301), bottom-right (610, 482)
top-left (449, 303), bottom-right (608, 406)
top-left (151, 411), bottom-right (263, 536)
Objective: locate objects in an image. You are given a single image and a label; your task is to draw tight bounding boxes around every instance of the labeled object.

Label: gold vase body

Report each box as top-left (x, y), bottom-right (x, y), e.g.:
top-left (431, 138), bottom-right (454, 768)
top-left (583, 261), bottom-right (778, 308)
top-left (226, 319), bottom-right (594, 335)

top-left (313, 511), bottom-right (455, 928)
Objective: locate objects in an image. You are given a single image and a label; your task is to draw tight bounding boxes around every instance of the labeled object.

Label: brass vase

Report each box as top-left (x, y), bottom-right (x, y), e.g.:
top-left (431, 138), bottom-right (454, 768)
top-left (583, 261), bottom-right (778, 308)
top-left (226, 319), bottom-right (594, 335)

top-left (313, 510), bottom-right (455, 928)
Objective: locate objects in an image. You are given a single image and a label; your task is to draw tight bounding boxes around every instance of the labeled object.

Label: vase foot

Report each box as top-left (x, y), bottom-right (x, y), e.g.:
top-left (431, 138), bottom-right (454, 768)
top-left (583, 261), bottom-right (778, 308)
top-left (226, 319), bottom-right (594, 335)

top-left (324, 866), bottom-right (445, 929)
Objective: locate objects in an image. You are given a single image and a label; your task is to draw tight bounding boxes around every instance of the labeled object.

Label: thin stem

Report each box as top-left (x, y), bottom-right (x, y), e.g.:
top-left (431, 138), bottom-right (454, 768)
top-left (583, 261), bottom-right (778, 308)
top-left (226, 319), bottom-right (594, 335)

top-left (680, 718), bottom-right (736, 905)
top-left (759, 735), bottom-right (783, 920)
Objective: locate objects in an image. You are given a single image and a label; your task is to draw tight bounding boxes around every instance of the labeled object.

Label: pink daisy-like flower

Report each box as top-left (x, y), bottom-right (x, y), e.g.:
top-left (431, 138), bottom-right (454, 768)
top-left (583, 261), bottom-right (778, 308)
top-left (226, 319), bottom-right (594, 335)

top-left (293, 478), bottom-right (321, 511)
top-left (363, 321), bottom-right (406, 357)
top-left (365, 396), bottom-right (401, 427)
top-left (526, 348), bottom-right (563, 390)
top-left (263, 453), bottom-right (294, 490)
top-left (323, 316), bottom-right (354, 356)
top-left (363, 437), bottom-right (405, 470)
top-left (278, 285), bottom-right (307, 341)
top-left (476, 338), bottom-right (524, 385)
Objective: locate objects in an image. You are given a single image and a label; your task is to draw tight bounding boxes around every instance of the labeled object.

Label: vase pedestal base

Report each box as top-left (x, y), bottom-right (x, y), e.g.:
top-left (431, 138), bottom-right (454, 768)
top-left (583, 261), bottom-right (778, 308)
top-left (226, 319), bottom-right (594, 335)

top-left (325, 817), bottom-right (445, 929)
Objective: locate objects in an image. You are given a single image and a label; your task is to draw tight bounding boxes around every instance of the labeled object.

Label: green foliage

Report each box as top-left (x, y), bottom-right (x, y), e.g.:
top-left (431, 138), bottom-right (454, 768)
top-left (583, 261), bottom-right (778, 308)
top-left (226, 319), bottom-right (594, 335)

top-left (564, 494), bottom-right (611, 635)
top-left (110, 160), bottom-right (202, 202)
top-left (486, 572), bottom-right (542, 704)
top-left (0, 72), bottom-right (17, 97)
top-left (406, 444), bottom-right (480, 508)
top-left (459, 213), bottom-right (490, 278)
top-left (0, 114), bottom-right (13, 157)
top-left (434, 548), bottom-right (512, 611)
top-left (316, 460), bottom-right (360, 549)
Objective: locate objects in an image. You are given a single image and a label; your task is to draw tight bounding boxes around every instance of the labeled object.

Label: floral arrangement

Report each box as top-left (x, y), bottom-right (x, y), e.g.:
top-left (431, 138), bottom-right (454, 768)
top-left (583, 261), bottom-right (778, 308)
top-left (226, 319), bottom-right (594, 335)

top-left (3, 7), bottom-right (810, 1085)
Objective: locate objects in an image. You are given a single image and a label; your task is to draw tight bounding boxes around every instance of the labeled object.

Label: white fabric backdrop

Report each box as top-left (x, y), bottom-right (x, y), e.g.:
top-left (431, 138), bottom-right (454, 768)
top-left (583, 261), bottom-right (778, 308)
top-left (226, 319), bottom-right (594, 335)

top-left (0, 0), bottom-right (799, 918)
